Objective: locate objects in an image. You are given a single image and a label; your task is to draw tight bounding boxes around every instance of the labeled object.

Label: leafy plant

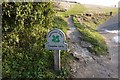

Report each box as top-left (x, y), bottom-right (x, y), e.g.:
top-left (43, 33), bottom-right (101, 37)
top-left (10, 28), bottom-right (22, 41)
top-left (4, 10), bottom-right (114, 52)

top-left (2, 2), bottom-right (69, 79)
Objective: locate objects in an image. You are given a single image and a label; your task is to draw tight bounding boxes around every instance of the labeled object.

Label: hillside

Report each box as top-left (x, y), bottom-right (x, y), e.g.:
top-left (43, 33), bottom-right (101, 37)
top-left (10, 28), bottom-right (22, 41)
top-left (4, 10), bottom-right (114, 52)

top-left (2, 1), bottom-right (118, 79)
top-left (54, 1), bottom-right (118, 78)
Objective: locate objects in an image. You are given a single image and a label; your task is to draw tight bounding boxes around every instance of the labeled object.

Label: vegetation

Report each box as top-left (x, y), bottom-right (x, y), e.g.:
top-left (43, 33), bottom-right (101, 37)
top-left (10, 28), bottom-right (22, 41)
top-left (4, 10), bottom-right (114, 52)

top-left (2, 1), bottom-right (118, 79)
top-left (63, 3), bottom-right (118, 55)
top-left (73, 16), bottom-right (108, 55)
top-left (83, 16), bottom-right (109, 30)
top-left (103, 7), bottom-right (118, 15)
top-left (57, 2), bottom-right (114, 55)
top-left (2, 2), bottom-right (69, 79)
top-left (53, 16), bottom-right (68, 32)
top-left (0, 3), bottom-right (1, 78)
top-left (57, 3), bottom-right (86, 17)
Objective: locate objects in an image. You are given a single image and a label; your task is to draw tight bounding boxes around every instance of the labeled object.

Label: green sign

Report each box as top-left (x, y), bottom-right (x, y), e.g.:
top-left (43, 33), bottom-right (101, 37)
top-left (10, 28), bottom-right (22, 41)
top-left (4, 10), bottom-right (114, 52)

top-left (45, 29), bottom-right (68, 50)
top-left (52, 35), bottom-right (60, 42)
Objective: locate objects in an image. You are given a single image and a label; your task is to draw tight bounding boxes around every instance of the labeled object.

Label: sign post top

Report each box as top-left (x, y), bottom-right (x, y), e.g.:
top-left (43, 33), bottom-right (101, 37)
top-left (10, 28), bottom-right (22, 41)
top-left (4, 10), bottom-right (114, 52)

top-left (45, 29), bottom-right (68, 50)
top-left (46, 29), bottom-right (66, 40)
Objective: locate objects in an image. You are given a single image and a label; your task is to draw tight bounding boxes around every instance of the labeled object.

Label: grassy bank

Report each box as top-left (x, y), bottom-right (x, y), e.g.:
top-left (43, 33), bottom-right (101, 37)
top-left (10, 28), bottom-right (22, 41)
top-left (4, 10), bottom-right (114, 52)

top-left (55, 2), bottom-right (112, 55)
top-left (53, 16), bottom-right (68, 32)
top-left (73, 16), bottom-right (108, 55)
top-left (57, 3), bottom-right (86, 17)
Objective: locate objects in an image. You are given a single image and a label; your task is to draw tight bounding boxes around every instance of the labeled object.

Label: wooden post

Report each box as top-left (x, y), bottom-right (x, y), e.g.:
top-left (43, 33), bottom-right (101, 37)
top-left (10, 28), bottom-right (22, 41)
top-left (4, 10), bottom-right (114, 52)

top-left (54, 50), bottom-right (60, 71)
top-left (45, 29), bottom-right (68, 71)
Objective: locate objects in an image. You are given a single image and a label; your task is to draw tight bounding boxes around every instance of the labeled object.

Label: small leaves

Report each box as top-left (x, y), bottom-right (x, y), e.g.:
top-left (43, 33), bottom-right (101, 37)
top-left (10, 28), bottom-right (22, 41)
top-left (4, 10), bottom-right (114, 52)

top-left (2, 2), bottom-right (56, 78)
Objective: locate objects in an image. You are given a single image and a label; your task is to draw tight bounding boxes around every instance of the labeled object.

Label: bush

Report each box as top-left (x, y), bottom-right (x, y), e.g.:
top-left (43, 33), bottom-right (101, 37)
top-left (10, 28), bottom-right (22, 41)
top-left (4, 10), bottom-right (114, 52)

top-left (2, 2), bottom-right (64, 79)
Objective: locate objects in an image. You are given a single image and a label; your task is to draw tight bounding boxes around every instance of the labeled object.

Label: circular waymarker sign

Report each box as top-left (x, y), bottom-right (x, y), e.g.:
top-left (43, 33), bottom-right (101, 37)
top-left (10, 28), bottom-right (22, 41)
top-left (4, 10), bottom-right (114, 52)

top-left (45, 29), bottom-right (68, 50)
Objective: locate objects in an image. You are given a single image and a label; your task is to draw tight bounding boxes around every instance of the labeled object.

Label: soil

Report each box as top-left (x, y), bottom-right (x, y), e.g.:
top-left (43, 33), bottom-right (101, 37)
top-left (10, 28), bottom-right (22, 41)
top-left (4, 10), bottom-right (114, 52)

top-left (66, 14), bottom-right (118, 78)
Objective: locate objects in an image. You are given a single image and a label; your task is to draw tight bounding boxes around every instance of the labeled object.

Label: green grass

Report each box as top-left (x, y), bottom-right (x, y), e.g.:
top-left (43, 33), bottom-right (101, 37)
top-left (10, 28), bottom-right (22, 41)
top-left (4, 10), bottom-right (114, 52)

top-left (119, 8), bottom-right (120, 12)
top-left (53, 16), bottom-right (68, 32)
top-left (73, 16), bottom-right (108, 55)
top-left (0, 53), bottom-right (1, 78)
top-left (103, 7), bottom-right (118, 15)
top-left (84, 21), bottom-right (98, 30)
top-left (84, 5), bottom-right (118, 15)
top-left (57, 3), bottom-right (118, 18)
top-left (83, 17), bottom-right (108, 30)
top-left (57, 3), bottom-right (86, 17)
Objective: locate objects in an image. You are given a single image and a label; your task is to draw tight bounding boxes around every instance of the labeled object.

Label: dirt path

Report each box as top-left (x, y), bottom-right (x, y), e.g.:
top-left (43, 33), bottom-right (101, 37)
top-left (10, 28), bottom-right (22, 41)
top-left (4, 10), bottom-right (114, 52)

top-left (66, 15), bottom-right (118, 78)
top-left (66, 16), bottom-right (91, 59)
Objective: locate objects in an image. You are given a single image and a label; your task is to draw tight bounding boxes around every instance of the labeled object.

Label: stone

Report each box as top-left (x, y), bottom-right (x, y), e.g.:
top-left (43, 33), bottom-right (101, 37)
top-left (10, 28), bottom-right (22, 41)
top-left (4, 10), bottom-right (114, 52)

top-left (108, 57), bottom-right (111, 60)
top-left (81, 41), bottom-right (93, 48)
top-left (93, 20), bottom-right (98, 24)
top-left (74, 57), bottom-right (80, 61)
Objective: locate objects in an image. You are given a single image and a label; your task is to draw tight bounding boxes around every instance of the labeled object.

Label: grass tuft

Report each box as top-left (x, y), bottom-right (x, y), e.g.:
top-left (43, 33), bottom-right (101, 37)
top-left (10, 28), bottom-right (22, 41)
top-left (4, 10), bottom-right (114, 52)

top-left (73, 16), bottom-right (108, 55)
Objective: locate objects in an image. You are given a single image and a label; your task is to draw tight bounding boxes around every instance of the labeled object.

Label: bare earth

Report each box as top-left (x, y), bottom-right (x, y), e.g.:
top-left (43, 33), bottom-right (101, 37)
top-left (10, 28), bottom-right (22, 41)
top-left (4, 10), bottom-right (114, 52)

top-left (66, 14), bottom-right (118, 78)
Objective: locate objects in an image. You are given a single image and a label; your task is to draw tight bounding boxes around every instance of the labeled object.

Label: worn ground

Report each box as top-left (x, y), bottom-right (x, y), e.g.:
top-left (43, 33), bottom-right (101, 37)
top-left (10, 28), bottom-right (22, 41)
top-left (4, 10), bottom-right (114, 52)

top-left (66, 13), bottom-right (118, 78)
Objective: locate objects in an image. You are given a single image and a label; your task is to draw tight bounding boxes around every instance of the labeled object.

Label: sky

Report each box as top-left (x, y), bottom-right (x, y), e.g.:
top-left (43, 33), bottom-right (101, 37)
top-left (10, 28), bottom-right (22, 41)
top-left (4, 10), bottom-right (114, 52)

top-left (67, 0), bottom-right (120, 7)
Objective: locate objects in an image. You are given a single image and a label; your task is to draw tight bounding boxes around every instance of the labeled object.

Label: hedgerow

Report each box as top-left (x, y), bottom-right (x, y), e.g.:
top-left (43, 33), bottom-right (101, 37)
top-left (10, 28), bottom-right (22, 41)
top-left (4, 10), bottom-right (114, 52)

top-left (2, 2), bottom-right (68, 79)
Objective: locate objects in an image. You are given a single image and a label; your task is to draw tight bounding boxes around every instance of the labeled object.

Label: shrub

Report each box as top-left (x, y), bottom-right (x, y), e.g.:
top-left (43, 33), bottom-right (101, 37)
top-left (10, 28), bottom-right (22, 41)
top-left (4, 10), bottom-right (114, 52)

top-left (2, 2), bottom-right (57, 78)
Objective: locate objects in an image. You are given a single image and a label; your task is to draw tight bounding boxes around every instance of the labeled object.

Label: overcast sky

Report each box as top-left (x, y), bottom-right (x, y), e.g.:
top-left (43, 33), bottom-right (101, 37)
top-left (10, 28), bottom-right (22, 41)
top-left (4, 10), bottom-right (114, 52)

top-left (67, 0), bottom-right (120, 7)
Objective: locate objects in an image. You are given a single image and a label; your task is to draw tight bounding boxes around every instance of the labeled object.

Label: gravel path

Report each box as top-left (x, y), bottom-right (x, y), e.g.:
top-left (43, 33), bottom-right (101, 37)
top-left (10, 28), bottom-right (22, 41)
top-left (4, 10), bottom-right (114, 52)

top-left (66, 15), bottom-right (118, 78)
